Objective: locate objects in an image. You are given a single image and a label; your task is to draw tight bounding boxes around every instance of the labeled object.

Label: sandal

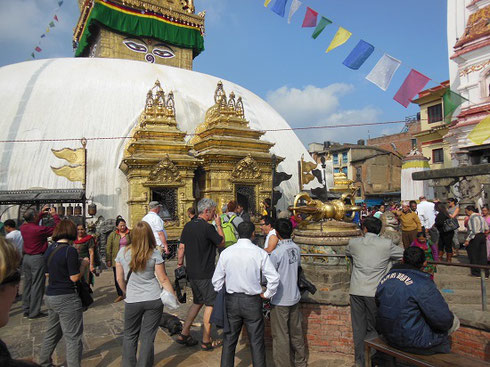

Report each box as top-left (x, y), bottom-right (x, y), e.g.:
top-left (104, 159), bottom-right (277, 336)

top-left (176, 333), bottom-right (198, 346)
top-left (201, 339), bottom-right (223, 351)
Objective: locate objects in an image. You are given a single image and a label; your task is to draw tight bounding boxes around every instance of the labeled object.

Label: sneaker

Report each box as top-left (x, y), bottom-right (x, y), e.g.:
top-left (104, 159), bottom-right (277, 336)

top-left (28, 312), bottom-right (48, 319)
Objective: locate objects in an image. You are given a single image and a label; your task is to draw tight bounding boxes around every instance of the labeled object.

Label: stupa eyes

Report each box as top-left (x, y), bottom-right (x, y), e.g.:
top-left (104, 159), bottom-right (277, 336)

top-left (153, 48), bottom-right (175, 59)
top-left (123, 40), bottom-right (148, 53)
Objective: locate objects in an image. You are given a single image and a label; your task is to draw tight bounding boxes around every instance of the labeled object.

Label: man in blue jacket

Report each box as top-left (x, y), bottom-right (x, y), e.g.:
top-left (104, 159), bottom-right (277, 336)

top-left (375, 247), bottom-right (457, 355)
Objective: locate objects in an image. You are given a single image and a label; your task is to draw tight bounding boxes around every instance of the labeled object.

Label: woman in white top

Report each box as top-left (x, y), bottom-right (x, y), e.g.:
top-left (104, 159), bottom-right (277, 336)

top-left (116, 221), bottom-right (175, 367)
top-left (260, 215), bottom-right (279, 253)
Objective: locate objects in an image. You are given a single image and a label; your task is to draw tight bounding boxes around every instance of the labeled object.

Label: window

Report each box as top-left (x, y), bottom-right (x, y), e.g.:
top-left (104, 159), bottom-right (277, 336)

top-left (342, 151), bottom-right (348, 163)
top-left (333, 154), bottom-right (339, 165)
top-left (428, 104), bottom-right (442, 123)
top-left (151, 188), bottom-right (177, 220)
top-left (432, 148), bottom-right (444, 163)
top-left (333, 167), bottom-right (340, 173)
top-left (342, 167), bottom-right (348, 175)
top-left (411, 138), bottom-right (417, 149)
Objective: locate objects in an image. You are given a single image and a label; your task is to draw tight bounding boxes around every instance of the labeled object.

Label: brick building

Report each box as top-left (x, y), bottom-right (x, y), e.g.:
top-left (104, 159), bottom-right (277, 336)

top-left (367, 120), bottom-right (421, 157)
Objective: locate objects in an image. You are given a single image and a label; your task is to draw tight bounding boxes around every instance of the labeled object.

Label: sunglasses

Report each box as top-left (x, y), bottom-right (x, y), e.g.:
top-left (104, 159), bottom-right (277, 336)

top-left (1, 270), bottom-right (21, 286)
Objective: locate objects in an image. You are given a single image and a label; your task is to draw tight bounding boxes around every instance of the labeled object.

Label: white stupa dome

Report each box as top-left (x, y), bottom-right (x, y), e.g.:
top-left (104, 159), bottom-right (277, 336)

top-left (0, 57), bottom-right (309, 219)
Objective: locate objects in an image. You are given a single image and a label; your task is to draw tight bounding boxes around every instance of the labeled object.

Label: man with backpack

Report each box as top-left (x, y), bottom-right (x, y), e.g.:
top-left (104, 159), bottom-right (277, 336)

top-left (221, 201), bottom-right (244, 248)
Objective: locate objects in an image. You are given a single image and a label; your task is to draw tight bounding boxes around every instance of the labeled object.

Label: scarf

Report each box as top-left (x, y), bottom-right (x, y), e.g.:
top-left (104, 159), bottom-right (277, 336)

top-left (74, 235), bottom-right (93, 245)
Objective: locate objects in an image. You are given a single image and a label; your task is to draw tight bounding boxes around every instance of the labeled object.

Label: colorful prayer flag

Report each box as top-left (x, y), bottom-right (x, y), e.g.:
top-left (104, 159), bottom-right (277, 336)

top-left (58, 0), bottom-right (64, 6)
top-left (325, 27), bottom-right (352, 53)
top-left (287, 0), bottom-right (302, 24)
top-left (31, 52), bottom-right (35, 58)
top-left (468, 115), bottom-right (490, 145)
top-left (49, 21), bottom-right (55, 28)
top-left (271, 0), bottom-right (289, 17)
top-left (264, 0), bottom-right (272, 7)
top-left (443, 89), bottom-right (468, 123)
top-left (342, 40), bottom-right (374, 70)
top-left (54, 15), bottom-right (59, 22)
top-left (41, 34), bottom-right (46, 38)
top-left (312, 16), bottom-right (332, 39)
top-left (366, 54), bottom-right (401, 91)
top-left (393, 69), bottom-right (431, 108)
top-left (35, 46), bottom-right (42, 52)
top-left (302, 7), bottom-right (318, 28)
top-left (46, 27), bottom-right (50, 33)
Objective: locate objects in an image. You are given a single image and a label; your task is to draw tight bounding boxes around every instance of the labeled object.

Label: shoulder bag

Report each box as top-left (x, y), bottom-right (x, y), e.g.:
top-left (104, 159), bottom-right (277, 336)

top-left (443, 217), bottom-right (459, 233)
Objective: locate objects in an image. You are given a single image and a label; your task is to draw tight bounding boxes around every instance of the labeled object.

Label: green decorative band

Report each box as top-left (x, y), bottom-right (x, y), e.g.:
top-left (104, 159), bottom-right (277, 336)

top-left (75, 0), bottom-right (204, 58)
top-left (402, 160), bottom-right (430, 169)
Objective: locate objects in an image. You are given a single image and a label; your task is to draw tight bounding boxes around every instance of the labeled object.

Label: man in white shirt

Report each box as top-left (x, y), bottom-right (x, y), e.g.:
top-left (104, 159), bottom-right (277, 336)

top-left (417, 196), bottom-right (437, 243)
top-left (4, 219), bottom-right (23, 257)
top-left (260, 215), bottom-right (278, 253)
top-left (142, 201), bottom-right (169, 256)
top-left (212, 221), bottom-right (279, 367)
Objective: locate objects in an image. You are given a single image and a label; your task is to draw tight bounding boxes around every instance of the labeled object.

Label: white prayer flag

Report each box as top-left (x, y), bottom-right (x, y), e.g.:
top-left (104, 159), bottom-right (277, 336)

top-left (365, 53), bottom-right (401, 91)
top-left (288, 0), bottom-right (302, 24)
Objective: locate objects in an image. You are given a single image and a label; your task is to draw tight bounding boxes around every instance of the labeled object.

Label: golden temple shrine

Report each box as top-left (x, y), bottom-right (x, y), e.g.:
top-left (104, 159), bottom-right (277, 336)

top-left (120, 80), bottom-right (280, 239)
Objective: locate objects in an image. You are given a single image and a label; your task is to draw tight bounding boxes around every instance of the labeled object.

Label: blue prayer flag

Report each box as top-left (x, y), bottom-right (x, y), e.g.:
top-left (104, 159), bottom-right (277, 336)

top-left (271, 0), bottom-right (289, 17)
top-left (41, 34), bottom-right (46, 38)
top-left (342, 40), bottom-right (375, 70)
top-left (58, 0), bottom-right (64, 6)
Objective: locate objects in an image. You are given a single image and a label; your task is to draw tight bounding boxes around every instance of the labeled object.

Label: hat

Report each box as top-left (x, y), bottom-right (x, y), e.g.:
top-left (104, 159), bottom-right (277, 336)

top-left (148, 201), bottom-right (162, 209)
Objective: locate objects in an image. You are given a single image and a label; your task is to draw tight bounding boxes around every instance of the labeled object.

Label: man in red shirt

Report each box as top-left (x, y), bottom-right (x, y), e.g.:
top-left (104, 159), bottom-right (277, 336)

top-left (20, 205), bottom-right (60, 319)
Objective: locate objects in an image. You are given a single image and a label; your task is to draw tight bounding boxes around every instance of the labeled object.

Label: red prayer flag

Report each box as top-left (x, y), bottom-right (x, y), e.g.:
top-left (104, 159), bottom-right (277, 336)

top-left (393, 69), bottom-right (431, 108)
top-left (35, 46), bottom-right (42, 52)
top-left (54, 14), bottom-right (59, 22)
top-left (302, 7), bottom-right (318, 28)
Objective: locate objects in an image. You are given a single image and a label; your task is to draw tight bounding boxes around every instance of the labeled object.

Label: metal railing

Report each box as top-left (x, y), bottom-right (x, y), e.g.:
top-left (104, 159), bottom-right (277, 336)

top-left (300, 253), bottom-right (489, 311)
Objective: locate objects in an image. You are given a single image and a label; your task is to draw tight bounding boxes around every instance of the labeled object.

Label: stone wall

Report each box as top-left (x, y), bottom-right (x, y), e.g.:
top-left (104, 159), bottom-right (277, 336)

top-left (451, 326), bottom-right (490, 362)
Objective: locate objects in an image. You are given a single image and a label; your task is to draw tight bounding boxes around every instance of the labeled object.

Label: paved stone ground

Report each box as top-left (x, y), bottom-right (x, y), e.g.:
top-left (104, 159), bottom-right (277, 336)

top-left (1, 267), bottom-right (354, 367)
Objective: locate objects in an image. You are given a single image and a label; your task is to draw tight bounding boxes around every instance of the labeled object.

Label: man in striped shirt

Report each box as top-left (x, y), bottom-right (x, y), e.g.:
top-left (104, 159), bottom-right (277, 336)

top-left (463, 205), bottom-right (489, 277)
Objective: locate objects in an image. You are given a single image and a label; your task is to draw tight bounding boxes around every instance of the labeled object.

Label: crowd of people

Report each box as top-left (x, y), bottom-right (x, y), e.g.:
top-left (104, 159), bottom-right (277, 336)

top-left (0, 194), bottom-right (489, 367)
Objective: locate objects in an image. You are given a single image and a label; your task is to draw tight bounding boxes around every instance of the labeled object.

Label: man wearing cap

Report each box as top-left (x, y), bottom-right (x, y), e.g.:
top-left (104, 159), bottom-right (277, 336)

top-left (142, 201), bottom-right (170, 256)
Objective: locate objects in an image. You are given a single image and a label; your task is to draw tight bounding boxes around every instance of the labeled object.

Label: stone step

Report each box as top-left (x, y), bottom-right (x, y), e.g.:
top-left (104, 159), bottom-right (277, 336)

top-left (441, 289), bottom-right (489, 305)
top-left (435, 277), bottom-right (489, 291)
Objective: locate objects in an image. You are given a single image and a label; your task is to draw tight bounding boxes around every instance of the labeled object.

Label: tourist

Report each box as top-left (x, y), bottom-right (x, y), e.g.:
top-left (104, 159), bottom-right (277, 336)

top-left (376, 247), bottom-right (458, 357)
top-left (410, 231), bottom-right (438, 279)
top-left (394, 202), bottom-right (422, 249)
top-left (20, 206), bottom-right (60, 319)
top-left (187, 207), bottom-right (196, 220)
top-left (417, 196), bottom-right (436, 234)
top-left (106, 217), bottom-right (131, 303)
top-left (373, 205), bottom-right (385, 219)
top-left (176, 198), bottom-right (224, 350)
top-left (39, 220), bottom-right (89, 367)
top-left (448, 198), bottom-right (460, 256)
top-left (409, 200), bottom-right (418, 213)
top-left (269, 219), bottom-right (307, 367)
top-left (260, 215), bottom-right (278, 253)
top-left (482, 205), bottom-right (490, 264)
top-left (236, 203), bottom-right (251, 222)
top-left (345, 216), bottom-right (403, 367)
top-left (435, 204), bottom-right (455, 263)
top-left (212, 221), bottom-right (279, 367)
top-left (142, 201), bottom-right (170, 256)
top-left (220, 200), bottom-right (243, 248)
top-left (463, 205), bottom-right (489, 277)
top-left (115, 221), bottom-right (175, 367)
top-left (4, 219), bottom-right (23, 258)
top-left (74, 224), bottom-right (96, 285)
top-left (0, 238), bottom-right (40, 367)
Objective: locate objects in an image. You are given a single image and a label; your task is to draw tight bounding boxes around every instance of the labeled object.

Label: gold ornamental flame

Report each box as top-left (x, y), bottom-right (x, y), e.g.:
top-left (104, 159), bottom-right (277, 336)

top-left (291, 192), bottom-right (361, 223)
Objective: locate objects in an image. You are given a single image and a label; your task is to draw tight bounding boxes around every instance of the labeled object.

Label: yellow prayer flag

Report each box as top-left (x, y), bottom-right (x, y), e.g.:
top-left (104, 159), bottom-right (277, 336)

top-left (51, 165), bottom-right (85, 183)
top-left (468, 115), bottom-right (490, 145)
top-left (46, 27), bottom-right (50, 33)
top-left (51, 147), bottom-right (85, 165)
top-left (326, 27), bottom-right (352, 53)
top-left (264, 0), bottom-right (272, 6)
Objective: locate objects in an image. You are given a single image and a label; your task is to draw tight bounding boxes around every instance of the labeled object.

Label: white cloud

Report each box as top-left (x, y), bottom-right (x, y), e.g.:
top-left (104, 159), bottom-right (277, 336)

top-left (265, 83), bottom-right (384, 144)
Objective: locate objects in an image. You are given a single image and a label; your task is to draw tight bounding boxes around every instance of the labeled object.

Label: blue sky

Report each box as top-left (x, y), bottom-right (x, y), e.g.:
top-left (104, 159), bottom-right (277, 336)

top-left (0, 0), bottom-right (449, 145)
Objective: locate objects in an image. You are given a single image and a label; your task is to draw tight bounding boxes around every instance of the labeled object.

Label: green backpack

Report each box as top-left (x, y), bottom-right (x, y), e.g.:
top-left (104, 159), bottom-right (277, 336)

top-left (221, 214), bottom-right (238, 248)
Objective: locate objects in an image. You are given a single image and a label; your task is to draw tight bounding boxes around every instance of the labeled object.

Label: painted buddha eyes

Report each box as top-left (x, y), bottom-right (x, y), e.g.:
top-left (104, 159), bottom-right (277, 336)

top-left (123, 38), bottom-right (176, 63)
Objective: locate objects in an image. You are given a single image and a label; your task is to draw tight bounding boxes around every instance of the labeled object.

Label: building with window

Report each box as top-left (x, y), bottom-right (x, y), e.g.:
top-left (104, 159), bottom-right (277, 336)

top-left (412, 81), bottom-right (453, 169)
top-left (367, 119), bottom-right (421, 157)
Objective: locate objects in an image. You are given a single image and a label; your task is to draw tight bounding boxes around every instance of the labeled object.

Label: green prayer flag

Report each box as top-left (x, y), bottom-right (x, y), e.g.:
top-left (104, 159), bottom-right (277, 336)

top-left (49, 21), bottom-right (55, 28)
top-left (312, 16), bottom-right (332, 39)
top-left (443, 89), bottom-right (467, 123)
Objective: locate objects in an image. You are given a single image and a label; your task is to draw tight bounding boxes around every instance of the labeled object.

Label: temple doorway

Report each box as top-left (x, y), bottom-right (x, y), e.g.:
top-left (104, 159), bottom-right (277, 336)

top-left (236, 185), bottom-right (256, 215)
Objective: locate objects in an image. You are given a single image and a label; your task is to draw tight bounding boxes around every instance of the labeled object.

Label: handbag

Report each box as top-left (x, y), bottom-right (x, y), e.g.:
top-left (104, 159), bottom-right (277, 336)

top-left (443, 217), bottom-right (459, 232)
top-left (174, 267), bottom-right (187, 303)
top-left (47, 243), bottom-right (93, 310)
top-left (297, 266), bottom-right (317, 295)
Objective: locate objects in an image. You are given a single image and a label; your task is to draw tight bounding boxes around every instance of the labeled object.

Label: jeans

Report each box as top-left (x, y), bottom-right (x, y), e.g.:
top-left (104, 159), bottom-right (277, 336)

top-left (221, 293), bottom-right (266, 367)
top-left (122, 299), bottom-right (163, 367)
top-left (39, 293), bottom-right (84, 367)
top-left (270, 303), bottom-right (307, 367)
top-left (350, 295), bottom-right (378, 367)
top-left (22, 254), bottom-right (46, 317)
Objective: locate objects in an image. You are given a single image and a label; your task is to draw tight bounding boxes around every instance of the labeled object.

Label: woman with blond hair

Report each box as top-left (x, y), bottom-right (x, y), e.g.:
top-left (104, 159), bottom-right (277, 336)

top-left (39, 220), bottom-right (89, 367)
top-left (0, 238), bottom-right (40, 366)
top-left (116, 221), bottom-right (175, 367)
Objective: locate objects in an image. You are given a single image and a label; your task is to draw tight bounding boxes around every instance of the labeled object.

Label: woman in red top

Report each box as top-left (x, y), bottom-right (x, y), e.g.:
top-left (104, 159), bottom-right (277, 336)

top-left (75, 224), bottom-right (96, 287)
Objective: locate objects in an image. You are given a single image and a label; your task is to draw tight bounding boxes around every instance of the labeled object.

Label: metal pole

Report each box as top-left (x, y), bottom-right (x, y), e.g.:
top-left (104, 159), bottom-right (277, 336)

top-left (481, 268), bottom-right (487, 312)
top-left (271, 154), bottom-right (276, 219)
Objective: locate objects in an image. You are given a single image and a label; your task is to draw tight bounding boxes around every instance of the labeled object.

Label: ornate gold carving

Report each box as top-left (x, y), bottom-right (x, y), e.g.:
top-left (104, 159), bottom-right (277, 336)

top-left (148, 155), bottom-right (181, 183)
top-left (454, 7), bottom-right (490, 48)
top-left (144, 80), bottom-right (176, 118)
top-left (291, 192), bottom-right (361, 223)
top-left (232, 154), bottom-right (261, 180)
top-left (459, 59), bottom-right (490, 77)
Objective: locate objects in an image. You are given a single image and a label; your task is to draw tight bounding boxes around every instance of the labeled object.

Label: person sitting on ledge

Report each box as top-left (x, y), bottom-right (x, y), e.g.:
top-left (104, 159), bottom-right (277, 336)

top-left (375, 247), bottom-right (459, 357)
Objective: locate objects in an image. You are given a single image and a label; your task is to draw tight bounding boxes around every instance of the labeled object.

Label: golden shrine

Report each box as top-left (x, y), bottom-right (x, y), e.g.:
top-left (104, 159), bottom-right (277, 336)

top-left (120, 80), bottom-right (279, 239)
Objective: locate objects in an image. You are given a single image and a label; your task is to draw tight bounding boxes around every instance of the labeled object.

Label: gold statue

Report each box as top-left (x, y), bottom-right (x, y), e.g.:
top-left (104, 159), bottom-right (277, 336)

top-left (291, 192), bottom-right (361, 222)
